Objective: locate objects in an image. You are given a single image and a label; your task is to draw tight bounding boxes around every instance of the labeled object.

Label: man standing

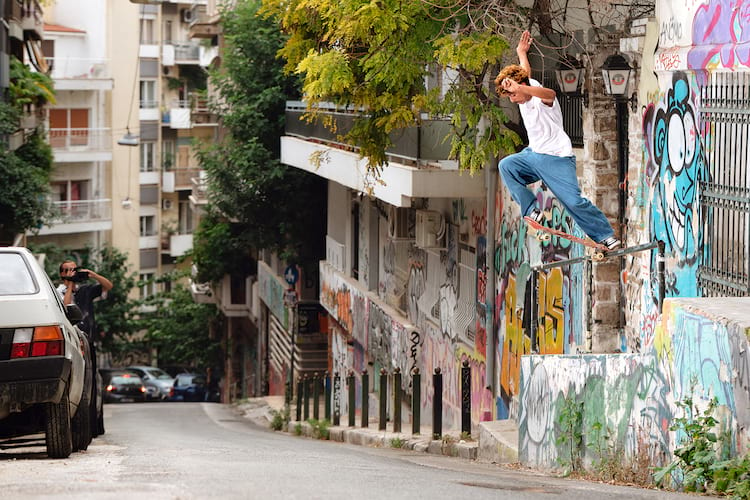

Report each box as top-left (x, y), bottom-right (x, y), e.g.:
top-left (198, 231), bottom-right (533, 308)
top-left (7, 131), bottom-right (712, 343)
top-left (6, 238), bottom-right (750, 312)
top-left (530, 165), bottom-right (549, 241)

top-left (58, 259), bottom-right (113, 437)
top-left (495, 31), bottom-right (620, 250)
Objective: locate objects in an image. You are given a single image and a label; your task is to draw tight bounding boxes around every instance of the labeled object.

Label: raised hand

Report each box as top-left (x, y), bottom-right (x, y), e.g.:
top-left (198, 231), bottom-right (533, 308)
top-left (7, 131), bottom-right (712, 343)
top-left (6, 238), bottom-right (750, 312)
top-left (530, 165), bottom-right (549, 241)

top-left (517, 30), bottom-right (532, 56)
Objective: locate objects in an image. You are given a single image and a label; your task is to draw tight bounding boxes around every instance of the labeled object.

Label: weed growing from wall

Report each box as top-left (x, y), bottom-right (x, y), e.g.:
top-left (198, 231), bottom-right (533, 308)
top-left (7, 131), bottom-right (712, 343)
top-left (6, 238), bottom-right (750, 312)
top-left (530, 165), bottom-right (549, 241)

top-left (556, 394), bottom-right (584, 475)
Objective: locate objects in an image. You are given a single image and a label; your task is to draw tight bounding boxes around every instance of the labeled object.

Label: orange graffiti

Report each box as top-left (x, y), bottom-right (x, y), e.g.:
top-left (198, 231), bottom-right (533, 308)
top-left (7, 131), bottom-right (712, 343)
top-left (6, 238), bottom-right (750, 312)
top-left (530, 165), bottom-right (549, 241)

top-left (500, 275), bottom-right (531, 402)
top-left (538, 268), bottom-right (566, 354)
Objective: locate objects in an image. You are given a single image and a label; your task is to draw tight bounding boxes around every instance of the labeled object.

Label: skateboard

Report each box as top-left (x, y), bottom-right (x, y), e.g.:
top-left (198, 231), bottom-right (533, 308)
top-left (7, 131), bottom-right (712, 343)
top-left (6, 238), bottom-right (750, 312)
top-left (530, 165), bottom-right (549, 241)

top-left (523, 216), bottom-right (609, 261)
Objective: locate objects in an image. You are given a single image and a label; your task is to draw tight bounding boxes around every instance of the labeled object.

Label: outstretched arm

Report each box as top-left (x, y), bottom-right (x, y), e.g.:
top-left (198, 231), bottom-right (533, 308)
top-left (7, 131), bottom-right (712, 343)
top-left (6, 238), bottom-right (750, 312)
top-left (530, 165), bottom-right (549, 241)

top-left (517, 30), bottom-right (532, 76)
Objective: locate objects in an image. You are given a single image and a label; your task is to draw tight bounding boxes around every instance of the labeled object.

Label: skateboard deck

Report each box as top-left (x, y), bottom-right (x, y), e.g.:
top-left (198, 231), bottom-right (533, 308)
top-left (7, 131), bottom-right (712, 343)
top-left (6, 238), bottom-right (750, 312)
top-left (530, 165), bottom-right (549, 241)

top-left (523, 216), bottom-right (609, 260)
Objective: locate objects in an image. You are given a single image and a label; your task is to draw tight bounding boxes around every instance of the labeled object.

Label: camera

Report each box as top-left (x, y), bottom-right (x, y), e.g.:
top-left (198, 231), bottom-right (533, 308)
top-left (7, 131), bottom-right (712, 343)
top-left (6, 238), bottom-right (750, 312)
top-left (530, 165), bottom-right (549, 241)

top-left (70, 270), bottom-right (89, 283)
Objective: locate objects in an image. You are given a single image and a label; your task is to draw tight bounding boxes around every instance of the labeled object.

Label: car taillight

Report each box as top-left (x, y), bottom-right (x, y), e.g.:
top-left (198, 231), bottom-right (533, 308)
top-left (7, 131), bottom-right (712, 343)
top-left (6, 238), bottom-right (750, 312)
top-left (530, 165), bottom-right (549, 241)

top-left (140, 386), bottom-right (146, 393)
top-left (106, 384), bottom-right (114, 392)
top-left (11, 326), bottom-right (64, 359)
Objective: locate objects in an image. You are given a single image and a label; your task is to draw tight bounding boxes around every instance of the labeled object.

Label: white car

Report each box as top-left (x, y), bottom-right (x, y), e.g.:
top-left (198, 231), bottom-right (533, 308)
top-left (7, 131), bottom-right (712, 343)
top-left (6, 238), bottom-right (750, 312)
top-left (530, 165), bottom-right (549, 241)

top-left (0, 247), bottom-right (92, 458)
top-left (126, 365), bottom-right (175, 401)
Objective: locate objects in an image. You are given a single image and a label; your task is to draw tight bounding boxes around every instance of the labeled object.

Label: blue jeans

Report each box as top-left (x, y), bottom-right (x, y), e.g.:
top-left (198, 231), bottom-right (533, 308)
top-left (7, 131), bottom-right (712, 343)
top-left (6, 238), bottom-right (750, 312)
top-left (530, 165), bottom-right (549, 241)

top-left (498, 148), bottom-right (614, 242)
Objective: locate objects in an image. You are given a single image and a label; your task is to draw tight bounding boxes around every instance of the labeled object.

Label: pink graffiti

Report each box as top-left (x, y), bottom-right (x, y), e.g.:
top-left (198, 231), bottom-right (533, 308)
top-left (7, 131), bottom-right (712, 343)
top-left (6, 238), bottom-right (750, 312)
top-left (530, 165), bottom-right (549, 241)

top-left (688, 0), bottom-right (750, 69)
top-left (658, 47), bottom-right (682, 70)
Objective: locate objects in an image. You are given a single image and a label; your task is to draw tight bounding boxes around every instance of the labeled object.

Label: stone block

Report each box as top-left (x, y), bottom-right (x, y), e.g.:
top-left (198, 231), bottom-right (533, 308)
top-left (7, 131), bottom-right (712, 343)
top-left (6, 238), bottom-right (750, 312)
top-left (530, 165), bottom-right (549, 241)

top-left (593, 301), bottom-right (619, 324)
top-left (594, 261), bottom-right (620, 282)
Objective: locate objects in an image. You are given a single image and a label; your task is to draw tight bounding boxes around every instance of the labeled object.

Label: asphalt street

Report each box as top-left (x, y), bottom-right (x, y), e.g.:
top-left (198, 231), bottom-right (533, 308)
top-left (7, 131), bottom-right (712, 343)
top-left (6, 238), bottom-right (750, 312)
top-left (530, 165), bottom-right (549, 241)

top-left (0, 403), bottom-right (700, 499)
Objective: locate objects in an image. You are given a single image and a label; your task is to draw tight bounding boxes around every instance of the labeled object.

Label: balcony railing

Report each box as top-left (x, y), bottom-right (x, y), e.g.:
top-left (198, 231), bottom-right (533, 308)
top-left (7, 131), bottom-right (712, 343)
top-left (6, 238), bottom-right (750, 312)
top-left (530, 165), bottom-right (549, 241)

top-left (190, 175), bottom-right (208, 205)
top-left (285, 101), bottom-right (452, 166)
top-left (48, 128), bottom-right (112, 152)
top-left (47, 199), bottom-right (112, 225)
top-left (169, 41), bottom-right (200, 62)
top-left (174, 167), bottom-right (201, 188)
top-left (21, 0), bottom-right (42, 40)
top-left (47, 57), bottom-right (110, 80)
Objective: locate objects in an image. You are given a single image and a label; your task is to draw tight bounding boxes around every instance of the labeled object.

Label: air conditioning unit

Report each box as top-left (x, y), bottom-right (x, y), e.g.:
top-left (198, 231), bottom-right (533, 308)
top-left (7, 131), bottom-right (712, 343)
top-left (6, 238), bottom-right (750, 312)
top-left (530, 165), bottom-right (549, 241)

top-left (415, 210), bottom-right (445, 248)
top-left (181, 8), bottom-right (194, 23)
top-left (162, 199), bottom-right (173, 210)
top-left (388, 206), bottom-right (413, 240)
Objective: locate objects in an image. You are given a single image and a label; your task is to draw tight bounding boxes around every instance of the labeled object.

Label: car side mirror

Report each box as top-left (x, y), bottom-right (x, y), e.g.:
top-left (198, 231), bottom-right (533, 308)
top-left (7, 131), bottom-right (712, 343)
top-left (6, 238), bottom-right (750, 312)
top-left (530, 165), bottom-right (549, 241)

top-left (66, 303), bottom-right (83, 323)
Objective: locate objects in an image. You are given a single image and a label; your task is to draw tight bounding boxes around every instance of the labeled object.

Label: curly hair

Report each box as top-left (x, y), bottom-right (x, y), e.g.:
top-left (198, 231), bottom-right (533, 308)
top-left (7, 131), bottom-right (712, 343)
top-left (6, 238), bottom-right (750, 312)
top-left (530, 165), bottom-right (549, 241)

top-left (494, 64), bottom-right (530, 97)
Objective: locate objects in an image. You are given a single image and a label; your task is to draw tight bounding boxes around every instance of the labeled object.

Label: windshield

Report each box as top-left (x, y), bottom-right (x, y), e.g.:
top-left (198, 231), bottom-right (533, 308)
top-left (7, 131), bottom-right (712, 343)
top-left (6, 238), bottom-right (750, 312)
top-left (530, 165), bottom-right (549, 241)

top-left (146, 368), bottom-right (173, 380)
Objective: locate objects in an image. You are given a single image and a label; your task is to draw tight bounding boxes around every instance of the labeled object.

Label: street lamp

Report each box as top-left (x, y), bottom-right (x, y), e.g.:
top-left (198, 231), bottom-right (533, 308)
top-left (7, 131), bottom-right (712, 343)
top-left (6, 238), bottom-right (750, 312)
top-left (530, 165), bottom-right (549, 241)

top-left (117, 127), bottom-right (139, 146)
top-left (601, 54), bottom-right (637, 111)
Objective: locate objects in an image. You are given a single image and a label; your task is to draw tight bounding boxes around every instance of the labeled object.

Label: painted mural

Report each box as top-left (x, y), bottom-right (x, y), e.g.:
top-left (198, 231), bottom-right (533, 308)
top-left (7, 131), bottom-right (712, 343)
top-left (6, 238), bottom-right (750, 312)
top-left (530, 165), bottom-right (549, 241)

top-left (519, 298), bottom-right (750, 469)
top-left (495, 186), bottom-right (586, 420)
top-left (320, 196), bottom-right (495, 427)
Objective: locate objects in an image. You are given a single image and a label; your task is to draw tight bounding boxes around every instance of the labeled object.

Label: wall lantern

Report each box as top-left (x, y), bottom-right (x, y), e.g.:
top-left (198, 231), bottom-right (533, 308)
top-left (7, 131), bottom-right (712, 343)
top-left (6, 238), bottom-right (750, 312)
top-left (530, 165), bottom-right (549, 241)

top-left (601, 54), bottom-right (637, 111)
top-left (555, 56), bottom-right (583, 95)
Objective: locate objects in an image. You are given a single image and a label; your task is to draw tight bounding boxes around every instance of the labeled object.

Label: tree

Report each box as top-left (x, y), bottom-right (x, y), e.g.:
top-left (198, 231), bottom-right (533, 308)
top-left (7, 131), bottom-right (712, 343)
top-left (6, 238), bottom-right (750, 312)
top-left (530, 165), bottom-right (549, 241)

top-left (260, 0), bottom-right (654, 183)
top-left (139, 278), bottom-right (221, 371)
top-left (193, 0), bottom-right (326, 280)
top-left (0, 57), bottom-right (56, 245)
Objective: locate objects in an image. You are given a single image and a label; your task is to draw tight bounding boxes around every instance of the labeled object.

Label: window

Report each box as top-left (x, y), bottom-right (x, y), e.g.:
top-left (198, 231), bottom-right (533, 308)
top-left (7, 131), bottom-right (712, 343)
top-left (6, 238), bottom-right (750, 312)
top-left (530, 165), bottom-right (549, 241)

top-left (162, 140), bottom-right (175, 170)
top-left (178, 200), bottom-right (193, 233)
top-left (140, 142), bottom-right (156, 172)
top-left (140, 18), bottom-right (154, 44)
top-left (139, 80), bottom-right (156, 108)
top-left (48, 108), bottom-right (89, 147)
top-left (139, 273), bottom-right (155, 299)
top-left (163, 20), bottom-right (173, 43)
top-left (140, 215), bottom-right (156, 237)
top-left (50, 180), bottom-right (90, 202)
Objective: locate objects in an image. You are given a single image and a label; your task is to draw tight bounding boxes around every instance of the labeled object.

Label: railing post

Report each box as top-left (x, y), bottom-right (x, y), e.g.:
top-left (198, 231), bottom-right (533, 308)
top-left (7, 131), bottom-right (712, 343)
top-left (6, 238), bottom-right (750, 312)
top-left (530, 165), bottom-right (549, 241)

top-left (393, 368), bottom-right (402, 433)
top-left (379, 368), bottom-right (387, 431)
top-left (303, 374), bottom-right (310, 421)
top-left (296, 376), bottom-right (302, 422)
top-left (412, 368), bottom-right (421, 435)
top-left (324, 371), bottom-right (331, 421)
top-left (312, 372), bottom-right (320, 420)
top-left (347, 371), bottom-right (355, 427)
top-left (361, 370), bottom-right (369, 428)
top-left (433, 368), bottom-right (442, 439)
top-left (461, 360), bottom-right (471, 435)
top-left (333, 372), bottom-right (340, 426)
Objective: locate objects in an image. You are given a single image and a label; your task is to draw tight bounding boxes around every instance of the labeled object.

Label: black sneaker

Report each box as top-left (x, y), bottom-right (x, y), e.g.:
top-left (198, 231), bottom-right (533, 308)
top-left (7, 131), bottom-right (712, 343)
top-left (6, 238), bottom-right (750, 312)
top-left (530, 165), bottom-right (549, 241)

top-left (528, 208), bottom-right (545, 224)
top-left (599, 236), bottom-right (621, 251)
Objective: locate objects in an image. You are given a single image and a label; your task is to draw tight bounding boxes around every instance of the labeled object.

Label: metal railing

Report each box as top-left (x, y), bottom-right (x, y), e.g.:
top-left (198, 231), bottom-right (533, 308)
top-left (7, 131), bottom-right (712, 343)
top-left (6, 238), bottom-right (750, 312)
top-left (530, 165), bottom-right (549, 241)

top-left (46, 57), bottom-right (110, 80)
top-left (285, 101), bottom-right (452, 165)
top-left (698, 72), bottom-right (750, 296)
top-left (48, 128), bottom-right (112, 151)
top-left (47, 199), bottom-right (112, 225)
top-left (168, 41), bottom-right (201, 61)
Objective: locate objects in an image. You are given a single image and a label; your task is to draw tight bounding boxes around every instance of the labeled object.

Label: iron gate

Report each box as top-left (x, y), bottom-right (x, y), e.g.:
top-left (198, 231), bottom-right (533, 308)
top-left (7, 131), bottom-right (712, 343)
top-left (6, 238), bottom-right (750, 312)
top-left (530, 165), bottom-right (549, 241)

top-left (699, 71), bottom-right (750, 296)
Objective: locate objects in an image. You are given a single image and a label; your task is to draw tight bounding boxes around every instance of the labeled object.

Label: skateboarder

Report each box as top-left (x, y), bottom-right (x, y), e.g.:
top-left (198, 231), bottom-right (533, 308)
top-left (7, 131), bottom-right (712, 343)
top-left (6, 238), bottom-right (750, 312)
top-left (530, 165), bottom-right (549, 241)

top-left (494, 31), bottom-right (621, 251)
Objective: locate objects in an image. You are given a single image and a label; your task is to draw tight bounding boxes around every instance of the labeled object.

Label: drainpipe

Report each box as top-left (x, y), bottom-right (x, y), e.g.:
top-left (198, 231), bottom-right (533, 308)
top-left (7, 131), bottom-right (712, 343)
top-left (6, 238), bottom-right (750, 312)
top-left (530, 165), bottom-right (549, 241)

top-left (485, 161), bottom-right (497, 399)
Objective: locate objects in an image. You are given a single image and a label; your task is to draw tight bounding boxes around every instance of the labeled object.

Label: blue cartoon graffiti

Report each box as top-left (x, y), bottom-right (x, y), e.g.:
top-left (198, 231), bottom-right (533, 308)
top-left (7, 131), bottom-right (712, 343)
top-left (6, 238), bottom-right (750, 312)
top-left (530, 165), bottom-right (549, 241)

top-left (649, 72), bottom-right (709, 297)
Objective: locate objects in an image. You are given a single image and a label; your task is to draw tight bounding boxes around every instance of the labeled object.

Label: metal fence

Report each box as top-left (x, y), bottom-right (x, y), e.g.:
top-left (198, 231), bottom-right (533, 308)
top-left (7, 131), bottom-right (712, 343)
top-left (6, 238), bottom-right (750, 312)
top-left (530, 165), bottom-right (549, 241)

top-left (698, 72), bottom-right (750, 296)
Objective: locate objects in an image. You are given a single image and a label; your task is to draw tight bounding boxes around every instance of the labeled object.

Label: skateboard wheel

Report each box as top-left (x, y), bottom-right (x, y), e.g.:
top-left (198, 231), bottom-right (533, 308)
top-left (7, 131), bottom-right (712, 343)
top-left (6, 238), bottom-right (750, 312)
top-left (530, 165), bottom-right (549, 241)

top-left (592, 252), bottom-right (604, 261)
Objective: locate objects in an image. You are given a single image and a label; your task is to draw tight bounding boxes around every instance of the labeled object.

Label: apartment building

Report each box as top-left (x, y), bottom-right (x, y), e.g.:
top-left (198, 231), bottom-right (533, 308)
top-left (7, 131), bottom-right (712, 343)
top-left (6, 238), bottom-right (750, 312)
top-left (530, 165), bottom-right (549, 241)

top-left (24, 0), bottom-right (140, 276)
top-left (135, 0), bottom-right (216, 294)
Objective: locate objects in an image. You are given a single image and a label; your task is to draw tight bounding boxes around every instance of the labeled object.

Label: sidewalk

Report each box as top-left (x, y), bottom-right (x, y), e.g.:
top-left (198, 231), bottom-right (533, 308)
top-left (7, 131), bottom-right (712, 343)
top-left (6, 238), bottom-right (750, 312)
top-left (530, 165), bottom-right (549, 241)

top-left (233, 396), bottom-right (518, 464)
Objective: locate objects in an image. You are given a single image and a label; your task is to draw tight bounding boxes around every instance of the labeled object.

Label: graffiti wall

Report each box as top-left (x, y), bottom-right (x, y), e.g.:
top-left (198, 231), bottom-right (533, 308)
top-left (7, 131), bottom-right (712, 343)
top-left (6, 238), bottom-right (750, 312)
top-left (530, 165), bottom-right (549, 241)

top-left (495, 187), bottom-right (586, 420)
top-left (321, 195), bottom-right (495, 427)
top-left (519, 298), bottom-right (750, 469)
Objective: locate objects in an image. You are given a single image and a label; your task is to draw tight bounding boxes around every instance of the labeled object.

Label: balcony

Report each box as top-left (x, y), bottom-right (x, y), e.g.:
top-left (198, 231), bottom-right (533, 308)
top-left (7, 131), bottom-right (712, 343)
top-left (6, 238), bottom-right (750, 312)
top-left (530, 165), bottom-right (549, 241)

top-left (163, 40), bottom-right (200, 65)
top-left (173, 167), bottom-right (201, 190)
top-left (188, 173), bottom-right (208, 209)
top-left (139, 99), bottom-right (160, 121)
top-left (6, 0), bottom-right (23, 40)
top-left (191, 95), bottom-right (218, 126)
top-left (161, 233), bottom-right (193, 257)
top-left (47, 58), bottom-right (113, 91)
top-left (49, 128), bottom-right (113, 163)
top-left (35, 199), bottom-right (112, 235)
top-left (188, 4), bottom-right (221, 39)
top-left (190, 264), bottom-right (214, 304)
top-left (282, 101), bottom-right (484, 207)
top-left (21, 0), bottom-right (43, 41)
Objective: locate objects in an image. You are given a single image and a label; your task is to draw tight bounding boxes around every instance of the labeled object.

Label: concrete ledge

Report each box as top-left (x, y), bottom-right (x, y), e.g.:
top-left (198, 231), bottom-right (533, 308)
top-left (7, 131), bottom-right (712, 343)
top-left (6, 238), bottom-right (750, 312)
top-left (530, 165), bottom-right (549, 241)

top-left (477, 420), bottom-right (518, 464)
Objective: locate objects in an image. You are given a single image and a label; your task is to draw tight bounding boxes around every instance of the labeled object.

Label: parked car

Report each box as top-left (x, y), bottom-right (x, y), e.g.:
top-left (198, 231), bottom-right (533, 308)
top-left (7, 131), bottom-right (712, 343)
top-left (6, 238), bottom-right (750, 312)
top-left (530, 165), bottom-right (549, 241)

top-left (169, 373), bottom-right (208, 402)
top-left (0, 247), bottom-right (92, 458)
top-left (126, 365), bottom-right (175, 401)
top-left (102, 370), bottom-right (146, 403)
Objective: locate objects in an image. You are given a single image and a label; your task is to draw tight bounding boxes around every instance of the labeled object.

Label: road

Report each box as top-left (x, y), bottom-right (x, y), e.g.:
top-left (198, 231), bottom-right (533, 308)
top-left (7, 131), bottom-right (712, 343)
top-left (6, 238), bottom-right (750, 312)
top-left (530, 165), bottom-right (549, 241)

top-left (0, 403), bottom-right (696, 499)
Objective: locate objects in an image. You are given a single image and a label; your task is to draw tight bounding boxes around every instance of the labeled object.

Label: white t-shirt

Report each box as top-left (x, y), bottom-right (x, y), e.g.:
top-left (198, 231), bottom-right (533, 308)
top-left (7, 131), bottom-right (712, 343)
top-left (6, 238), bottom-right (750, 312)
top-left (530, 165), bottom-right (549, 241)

top-left (518, 79), bottom-right (573, 157)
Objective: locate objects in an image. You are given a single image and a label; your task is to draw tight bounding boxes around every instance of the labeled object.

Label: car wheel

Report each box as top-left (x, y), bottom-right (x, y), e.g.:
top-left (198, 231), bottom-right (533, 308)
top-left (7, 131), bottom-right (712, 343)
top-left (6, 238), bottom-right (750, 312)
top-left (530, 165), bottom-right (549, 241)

top-left (72, 385), bottom-right (91, 451)
top-left (46, 388), bottom-right (73, 459)
top-left (96, 408), bottom-right (105, 436)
